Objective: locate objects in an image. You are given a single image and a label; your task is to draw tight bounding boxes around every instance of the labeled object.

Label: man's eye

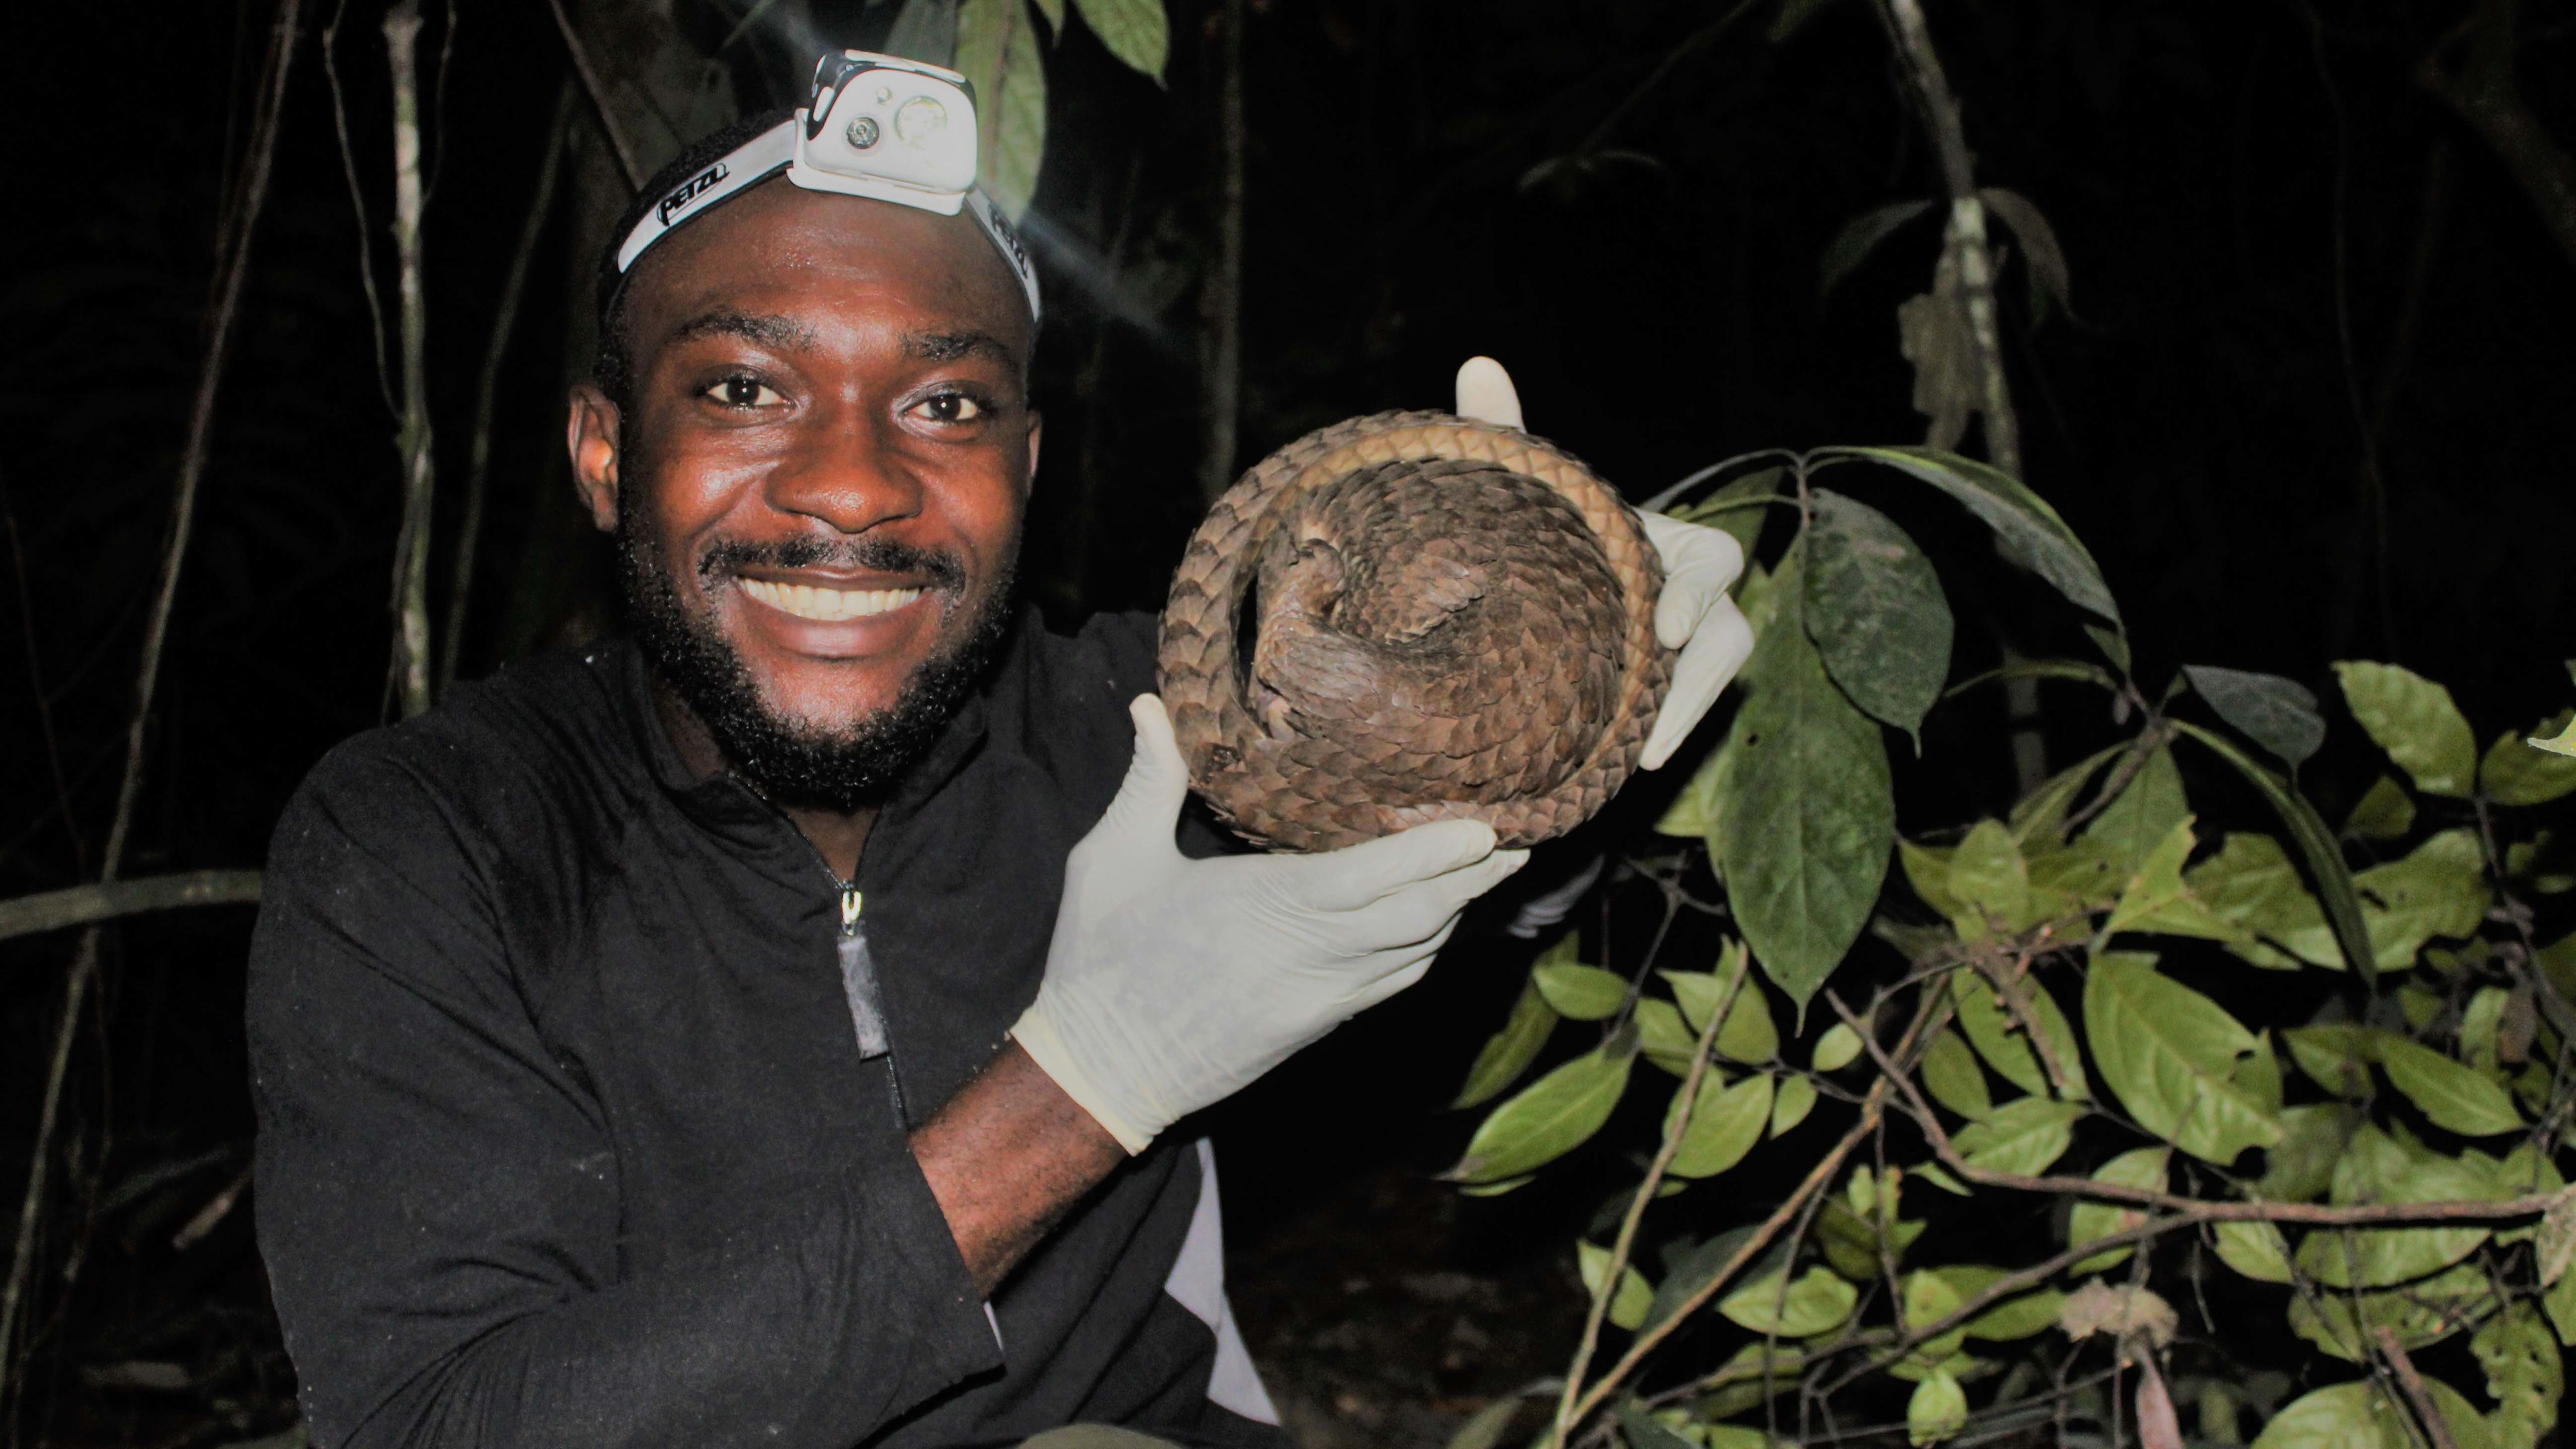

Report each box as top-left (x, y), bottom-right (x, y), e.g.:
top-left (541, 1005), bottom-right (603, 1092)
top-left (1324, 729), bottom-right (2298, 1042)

top-left (704, 377), bottom-right (784, 408)
top-left (911, 392), bottom-right (987, 424)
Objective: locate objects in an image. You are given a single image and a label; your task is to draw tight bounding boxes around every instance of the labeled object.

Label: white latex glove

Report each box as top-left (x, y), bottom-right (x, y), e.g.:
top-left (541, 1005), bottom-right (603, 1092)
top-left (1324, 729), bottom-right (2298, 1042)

top-left (1013, 696), bottom-right (1530, 1152)
top-left (1455, 356), bottom-right (1755, 769)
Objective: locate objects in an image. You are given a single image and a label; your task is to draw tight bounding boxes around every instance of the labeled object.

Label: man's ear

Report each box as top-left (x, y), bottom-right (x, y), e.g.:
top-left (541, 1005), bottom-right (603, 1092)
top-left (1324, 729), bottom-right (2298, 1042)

top-left (1023, 410), bottom-right (1043, 497)
top-left (567, 384), bottom-right (623, 533)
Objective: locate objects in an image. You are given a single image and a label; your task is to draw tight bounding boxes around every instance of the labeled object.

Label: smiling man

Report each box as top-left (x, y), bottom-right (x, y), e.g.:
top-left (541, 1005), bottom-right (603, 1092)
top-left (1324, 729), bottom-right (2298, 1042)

top-left (247, 53), bottom-right (1752, 1449)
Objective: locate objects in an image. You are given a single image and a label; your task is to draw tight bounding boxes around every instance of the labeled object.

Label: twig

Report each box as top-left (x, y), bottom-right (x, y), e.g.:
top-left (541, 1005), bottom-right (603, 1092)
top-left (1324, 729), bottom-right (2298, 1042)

top-left (1557, 989), bottom-right (1939, 1432)
top-left (1196, 0), bottom-right (1247, 504)
top-left (384, 0), bottom-right (437, 718)
top-left (2416, 0), bottom-right (2576, 274)
top-left (2372, 1328), bottom-right (2462, 1449)
top-left (548, 0), bottom-right (643, 191)
top-left (0, 0), bottom-right (303, 1406)
top-left (440, 80), bottom-right (575, 691)
top-left (322, 0), bottom-right (396, 418)
top-left (1551, 968), bottom-right (1735, 1445)
top-left (0, 872), bottom-right (264, 944)
top-left (1872, 0), bottom-right (2019, 479)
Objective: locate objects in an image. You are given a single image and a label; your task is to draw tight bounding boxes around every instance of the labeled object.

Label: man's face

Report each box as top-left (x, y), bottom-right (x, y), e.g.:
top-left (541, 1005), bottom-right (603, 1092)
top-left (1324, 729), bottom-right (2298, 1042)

top-left (569, 181), bottom-right (1040, 808)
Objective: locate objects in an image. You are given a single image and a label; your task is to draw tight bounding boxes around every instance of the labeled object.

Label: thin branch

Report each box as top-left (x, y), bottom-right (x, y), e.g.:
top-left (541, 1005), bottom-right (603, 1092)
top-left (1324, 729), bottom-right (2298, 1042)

top-left (1552, 968), bottom-right (1737, 1445)
top-left (2373, 1328), bottom-right (2462, 1449)
top-left (441, 80), bottom-right (575, 691)
top-left (321, 0), bottom-right (396, 418)
top-left (0, 468), bottom-right (82, 869)
top-left (0, 0), bottom-right (303, 1403)
top-left (0, 872), bottom-right (264, 944)
top-left (548, 0), bottom-right (644, 192)
top-left (2416, 0), bottom-right (2576, 274)
top-left (384, 0), bottom-right (437, 718)
top-left (1558, 988), bottom-right (1940, 1432)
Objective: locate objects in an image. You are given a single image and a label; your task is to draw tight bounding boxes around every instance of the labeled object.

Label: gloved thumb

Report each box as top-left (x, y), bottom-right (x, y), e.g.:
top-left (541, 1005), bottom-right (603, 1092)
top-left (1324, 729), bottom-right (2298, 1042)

top-left (1090, 695), bottom-right (1192, 848)
top-left (1291, 817), bottom-right (1500, 913)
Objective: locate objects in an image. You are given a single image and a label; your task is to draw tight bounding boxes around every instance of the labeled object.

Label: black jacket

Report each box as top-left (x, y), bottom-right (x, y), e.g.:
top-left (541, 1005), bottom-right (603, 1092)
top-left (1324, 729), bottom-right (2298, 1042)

top-left (246, 611), bottom-right (1287, 1448)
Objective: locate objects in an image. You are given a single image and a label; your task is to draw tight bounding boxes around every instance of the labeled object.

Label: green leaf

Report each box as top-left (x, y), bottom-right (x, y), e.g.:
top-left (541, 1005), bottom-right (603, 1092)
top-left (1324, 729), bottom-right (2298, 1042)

top-left (2345, 775), bottom-right (2417, 839)
top-left (2184, 665), bottom-right (2326, 767)
top-left (2471, 1302), bottom-right (2562, 1449)
top-left (1028, 0), bottom-right (1063, 33)
top-left (1448, 1044), bottom-right (1634, 1183)
top-left (2532, 713), bottom-right (2576, 758)
top-left (2253, 1380), bottom-right (2458, 1449)
top-left (2260, 1103), bottom-right (2361, 1201)
top-left (1719, 1263), bottom-right (1858, 1336)
top-left (2483, 716), bottom-right (2576, 805)
top-left (2189, 833), bottom-right (2334, 970)
top-left (2101, 816), bottom-right (2238, 942)
top-left (1804, 489), bottom-right (1954, 740)
top-left (1664, 940), bottom-right (1777, 1064)
top-left (1616, 1402), bottom-right (1698, 1449)
top-left (1068, 0), bottom-right (1168, 79)
top-left (1771, 1074), bottom-right (1817, 1136)
top-left (2066, 1146), bottom-right (2167, 1273)
top-left (1907, 1368), bottom-right (1968, 1446)
top-left (1643, 1225), bottom-right (1752, 1333)
top-left (2212, 1220), bottom-right (2294, 1282)
top-left (1945, 821), bottom-right (2031, 936)
top-left (2083, 952), bottom-right (2279, 1165)
top-left (2171, 720), bottom-right (2379, 982)
top-left (2010, 745), bottom-right (2125, 847)
top-left (2289, 1261), bottom-right (2501, 1366)
top-left (1819, 199), bottom-right (1936, 302)
top-left (1714, 570), bottom-right (1895, 1014)
top-left (2355, 829), bottom-right (2491, 970)
top-left (1920, 1028), bottom-right (1994, 1120)
top-left (1979, 187), bottom-right (2072, 318)
top-left (1950, 970), bottom-right (2086, 1099)
top-left (2548, 1246), bottom-right (2576, 1345)
top-left (955, 0), bottom-right (1047, 218)
top-left (1577, 1240), bottom-right (1655, 1331)
top-left (1817, 446), bottom-right (2121, 624)
top-left (1444, 1391), bottom-right (1527, 1449)
top-left (2283, 1023), bottom-right (2378, 1097)
top-left (1665, 1072), bottom-right (1774, 1179)
top-left (1635, 997), bottom-right (1700, 1075)
top-left (2080, 745), bottom-right (2189, 879)
top-left (1924, 1264), bottom-right (2062, 1341)
top-left (1952, 1096), bottom-right (2084, 1176)
top-left (1814, 1023), bottom-right (1865, 1072)
top-left (2300, 1147), bottom-right (2494, 1288)
top-left (2334, 661), bottom-right (2479, 798)
top-left (1901, 839), bottom-right (1962, 919)
top-left (2376, 1033), bottom-right (2523, 1136)
top-left (1453, 978), bottom-right (1560, 1108)
top-left (1654, 740), bottom-right (1723, 836)
top-left (1535, 963), bottom-right (1629, 1021)
top-left (2234, 1030), bottom-right (2284, 1113)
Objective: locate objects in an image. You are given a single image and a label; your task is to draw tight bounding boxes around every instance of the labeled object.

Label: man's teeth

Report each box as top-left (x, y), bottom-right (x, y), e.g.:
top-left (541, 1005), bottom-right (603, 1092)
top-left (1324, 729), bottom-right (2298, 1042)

top-left (737, 578), bottom-right (924, 622)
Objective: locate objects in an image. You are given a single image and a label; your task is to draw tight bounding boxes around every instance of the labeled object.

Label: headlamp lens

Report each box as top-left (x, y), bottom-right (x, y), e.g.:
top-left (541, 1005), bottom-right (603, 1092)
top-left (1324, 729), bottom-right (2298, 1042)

top-left (894, 95), bottom-right (948, 148)
top-left (845, 115), bottom-right (880, 149)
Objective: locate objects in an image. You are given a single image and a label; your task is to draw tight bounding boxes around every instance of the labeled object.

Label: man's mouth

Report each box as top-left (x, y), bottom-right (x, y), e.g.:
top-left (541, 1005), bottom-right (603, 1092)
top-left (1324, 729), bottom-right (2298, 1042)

top-left (736, 577), bottom-right (926, 622)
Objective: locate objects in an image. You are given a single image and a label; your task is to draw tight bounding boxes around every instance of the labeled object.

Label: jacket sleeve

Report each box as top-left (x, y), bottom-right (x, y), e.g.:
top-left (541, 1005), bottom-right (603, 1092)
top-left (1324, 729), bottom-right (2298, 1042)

top-left (246, 743), bottom-right (1001, 1448)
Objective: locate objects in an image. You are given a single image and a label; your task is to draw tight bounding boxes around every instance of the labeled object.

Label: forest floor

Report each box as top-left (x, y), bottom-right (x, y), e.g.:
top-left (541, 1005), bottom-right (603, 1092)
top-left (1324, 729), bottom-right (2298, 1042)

top-left (1233, 1165), bottom-right (1582, 1449)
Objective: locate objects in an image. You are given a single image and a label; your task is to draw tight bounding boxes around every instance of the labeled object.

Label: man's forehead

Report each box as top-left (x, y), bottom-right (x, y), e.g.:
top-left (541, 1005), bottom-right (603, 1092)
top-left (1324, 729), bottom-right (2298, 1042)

top-left (628, 179), bottom-right (1030, 350)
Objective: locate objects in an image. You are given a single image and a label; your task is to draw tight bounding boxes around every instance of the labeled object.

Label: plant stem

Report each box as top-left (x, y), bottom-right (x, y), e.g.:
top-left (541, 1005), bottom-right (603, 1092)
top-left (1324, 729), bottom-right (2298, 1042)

top-left (1552, 969), bottom-right (1735, 1445)
top-left (0, 872), bottom-right (264, 944)
top-left (1197, 0), bottom-right (1247, 504)
top-left (441, 80), bottom-right (574, 691)
top-left (2373, 1328), bottom-right (2462, 1449)
top-left (0, 0), bottom-right (303, 1409)
top-left (548, 0), bottom-right (644, 191)
top-left (385, 0), bottom-right (437, 718)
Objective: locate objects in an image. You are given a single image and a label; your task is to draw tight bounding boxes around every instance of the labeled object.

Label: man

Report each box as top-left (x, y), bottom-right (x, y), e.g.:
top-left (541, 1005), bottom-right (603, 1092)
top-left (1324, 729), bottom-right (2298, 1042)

top-left (247, 56), bottom-right (1752, 1449)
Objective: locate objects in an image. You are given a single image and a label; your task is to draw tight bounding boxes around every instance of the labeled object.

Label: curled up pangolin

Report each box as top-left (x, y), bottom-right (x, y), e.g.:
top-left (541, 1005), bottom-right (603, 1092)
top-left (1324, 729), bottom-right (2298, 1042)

top-left (1157, 411), bottom-right (1674, 852)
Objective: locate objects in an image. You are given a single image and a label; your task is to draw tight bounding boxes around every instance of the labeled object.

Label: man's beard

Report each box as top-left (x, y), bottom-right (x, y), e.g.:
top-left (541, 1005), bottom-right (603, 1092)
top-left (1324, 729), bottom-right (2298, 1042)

top-left (617, 508), bottom-right (1016, 814)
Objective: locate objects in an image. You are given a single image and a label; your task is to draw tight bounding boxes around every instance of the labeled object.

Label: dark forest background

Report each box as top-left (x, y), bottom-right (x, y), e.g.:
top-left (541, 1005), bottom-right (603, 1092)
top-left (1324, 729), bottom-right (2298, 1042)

top-left (3, 0), bottom-right (2573, 1444)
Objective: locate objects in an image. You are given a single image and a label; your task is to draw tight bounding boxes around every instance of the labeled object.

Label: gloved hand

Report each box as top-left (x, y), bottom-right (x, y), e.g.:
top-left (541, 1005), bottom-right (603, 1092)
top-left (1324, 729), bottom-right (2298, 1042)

top-left (1454, 357), bottom-right (1755, 769)
top-left (1013, 696), bottom-right (1530, 1153)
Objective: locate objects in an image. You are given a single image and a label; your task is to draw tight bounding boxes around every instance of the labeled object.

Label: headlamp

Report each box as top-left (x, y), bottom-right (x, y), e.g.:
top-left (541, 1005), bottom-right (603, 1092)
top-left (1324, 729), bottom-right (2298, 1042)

top-left (609, 50), bottom-right (1040, 321)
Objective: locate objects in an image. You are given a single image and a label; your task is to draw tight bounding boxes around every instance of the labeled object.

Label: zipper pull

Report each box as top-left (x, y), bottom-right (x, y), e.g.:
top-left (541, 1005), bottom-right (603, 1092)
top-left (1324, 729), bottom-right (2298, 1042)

top-left (836, 887), bottom-right (891, 1060)
top-left (840, 886), bottom-right (863, 937)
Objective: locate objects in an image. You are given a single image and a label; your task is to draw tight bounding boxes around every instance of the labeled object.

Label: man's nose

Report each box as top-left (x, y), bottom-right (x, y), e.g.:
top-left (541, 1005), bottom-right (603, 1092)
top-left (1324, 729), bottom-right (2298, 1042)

top-left (760, 401), bottom-right (924, 534)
